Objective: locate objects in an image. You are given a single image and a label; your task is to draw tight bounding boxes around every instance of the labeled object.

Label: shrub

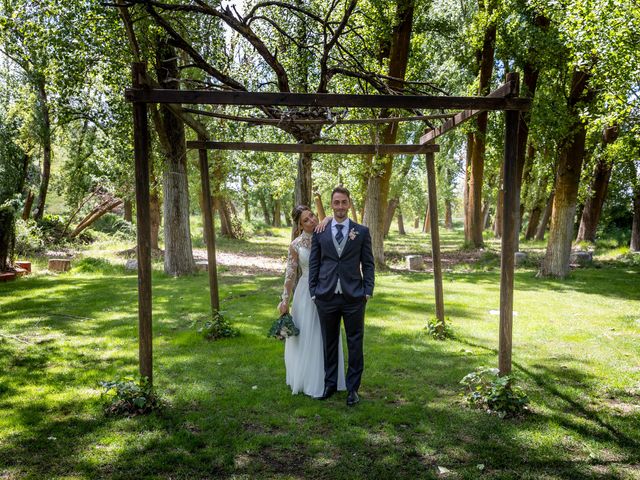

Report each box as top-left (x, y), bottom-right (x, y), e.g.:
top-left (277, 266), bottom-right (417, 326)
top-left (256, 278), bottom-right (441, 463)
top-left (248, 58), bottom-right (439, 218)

top-left (425, 316), bottom-right (453, 340)
top-left (91, 213), bottom-right (135, 239)
top-left (14, 219), bottom-right (45, 256)
top-left (460, 367), bottom-right (529, 418)
top-left (36, 214), bottom-right (67, 243)
top-left (71, 257), bottom-right (120, 274)
top-left (99, 376), bottom-right (163, 416)
top-left (193, 310), bottom-right (238, 340)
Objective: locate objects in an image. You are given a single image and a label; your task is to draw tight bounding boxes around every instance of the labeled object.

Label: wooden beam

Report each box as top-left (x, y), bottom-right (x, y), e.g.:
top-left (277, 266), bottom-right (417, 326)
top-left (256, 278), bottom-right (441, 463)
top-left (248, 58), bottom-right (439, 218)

top-left (197, 137), bottom-right (220, 313)
top-left (182, 108), bottom-right (455, 125)
top-left (126, 88), bottom-right (531, 111)
top-left (186, 141), bottom-right (440, 154)
top-left (132, 62), bottom-right (153, 384)
top-left (499, 72), bottom-right (520, 376)
top-left (425, 150), bottom-right (445, 323)
top-left (420, 81), bottom-right (519, 144)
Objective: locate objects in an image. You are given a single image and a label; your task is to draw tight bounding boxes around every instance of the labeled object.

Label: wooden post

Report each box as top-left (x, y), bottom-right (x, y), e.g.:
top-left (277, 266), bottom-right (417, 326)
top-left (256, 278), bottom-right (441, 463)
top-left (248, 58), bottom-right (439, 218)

top-left (132, 62), bottom-right (153, 383)
top-left (425, 150), bottom-right (445, 323)
top-left (499, 72), bottom-right (520, 376)
top-left (198, 135), bottom-right (220, 312)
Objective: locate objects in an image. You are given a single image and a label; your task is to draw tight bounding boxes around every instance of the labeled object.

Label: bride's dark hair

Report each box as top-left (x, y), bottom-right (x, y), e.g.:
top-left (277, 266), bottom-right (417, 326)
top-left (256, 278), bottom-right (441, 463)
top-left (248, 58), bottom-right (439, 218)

top-left (291, 205), bottom-right (312, 237)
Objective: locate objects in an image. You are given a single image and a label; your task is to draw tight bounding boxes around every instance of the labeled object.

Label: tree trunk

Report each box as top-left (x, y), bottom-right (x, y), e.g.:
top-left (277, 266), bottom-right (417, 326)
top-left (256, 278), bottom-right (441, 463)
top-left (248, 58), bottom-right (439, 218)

top-left (631, 184), bottom-right (640, 251)
top-left (22, 190), bottom-right (34, 220)
top-left (540, 70), bottom-right (594, 277)
top-left (70, 199), bottom-right (123, 238)
top-left (525, 206), bottom-right (542, 240)
top-left (494, 184), bottom-right (503, 238)
top-left (482, 200), bottom-right (491, 229)
top-left (33, 80), bottom-right (52, 221)
top-left (259, 193), bottom-right (271, 224)
top-left (535, 191), bottom-right (553, 241)
top-left (241, 176), bottom-right (251, 221)
top-left (350, 203), bottom-right (358, 223)
top-left (124, 199), bottom-right (133, 222)
top-left (397, 206), bottom-right (406, 234)
top-left (362, 0), bottom-right (414, 268)
top-left (0, 209), bottom-right (14, 272)
top-left (314, 192), bottom-right (326, 220)
top-left (463, 133), bottom-right (472, 240)
top-left (423, 205), bottom-right (430, 233)
top-left (155, 39), bottom-right (195, 276)
top-left (576, 157), bottom-right (613, 243)
top-left (465, 3), bottom-right (496, 247)
top-left (216, 198), bottom-right (234, 237)
top-left (295, 152), bottom-right (313, 208)
top-left (150, 188), bottom-right (161, 251)
top-left (384, 197), bottom-right (399, 237)
top-left (514, 44), bottom-right (544, 250)
top-left (445, 200), bottom-right (453, 229)
top-left (273, 198), bottom-right (282, 227)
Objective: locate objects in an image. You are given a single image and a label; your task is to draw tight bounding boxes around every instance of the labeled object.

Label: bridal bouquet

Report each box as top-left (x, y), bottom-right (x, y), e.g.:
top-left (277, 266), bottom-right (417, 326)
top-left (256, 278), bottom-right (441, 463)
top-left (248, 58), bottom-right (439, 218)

top-left (268, 313), bottom-right (300, 340)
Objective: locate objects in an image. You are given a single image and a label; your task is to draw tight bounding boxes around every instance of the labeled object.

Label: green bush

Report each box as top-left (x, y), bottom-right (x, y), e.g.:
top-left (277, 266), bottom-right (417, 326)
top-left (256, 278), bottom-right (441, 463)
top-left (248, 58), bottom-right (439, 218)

top-left (91, 213), bottom-right (135, 239)
top-left (36, 214), bottom-right (67, 243)
top-left (14, 219), bottom-right (45, 256)
top-left (193, 310), bottom-right (239, 340)
top-left (425, 316), bottom-right (453, 340)
top-left (99, 376), bottom-right (163, 416)
top-left (460, 367), bottom-right (529, 418)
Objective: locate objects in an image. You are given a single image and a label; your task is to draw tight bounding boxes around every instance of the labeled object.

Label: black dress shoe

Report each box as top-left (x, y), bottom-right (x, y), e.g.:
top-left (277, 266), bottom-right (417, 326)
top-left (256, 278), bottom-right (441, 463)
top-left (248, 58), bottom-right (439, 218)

top-left (346, 390), bottom-right (360, 406)
top-left (315, 386), bottom-right (337, 400)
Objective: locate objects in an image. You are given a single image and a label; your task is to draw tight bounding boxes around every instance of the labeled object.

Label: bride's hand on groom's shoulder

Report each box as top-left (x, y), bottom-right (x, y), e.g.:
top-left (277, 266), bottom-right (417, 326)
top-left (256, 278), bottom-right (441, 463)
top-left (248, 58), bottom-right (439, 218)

top-left (314, 215), bottom-right (332, 234)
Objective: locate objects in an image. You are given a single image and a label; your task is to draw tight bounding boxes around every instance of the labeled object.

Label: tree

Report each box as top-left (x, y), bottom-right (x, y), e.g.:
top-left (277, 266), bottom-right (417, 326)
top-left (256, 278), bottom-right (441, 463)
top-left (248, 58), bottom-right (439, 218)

top-left (0, 114), bottom-right (28, 271)
top-left (539, 68), bottom-right (594, 277)
top-left (0, 1), bottom-right (97, 220)
top-left (464, 0), bottom-right (497, 248)
top-left (575, 126), bottom-right (618, 242)
top-left (362, 0), bottom-right (416, 266)
top-left (153, 38), bottom-right (196, 275)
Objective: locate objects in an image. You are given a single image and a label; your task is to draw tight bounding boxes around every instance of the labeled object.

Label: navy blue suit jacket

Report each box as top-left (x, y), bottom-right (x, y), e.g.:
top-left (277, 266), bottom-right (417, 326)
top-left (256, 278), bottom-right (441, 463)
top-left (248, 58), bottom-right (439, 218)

top-left (308, 221), bottom-right (375, 301)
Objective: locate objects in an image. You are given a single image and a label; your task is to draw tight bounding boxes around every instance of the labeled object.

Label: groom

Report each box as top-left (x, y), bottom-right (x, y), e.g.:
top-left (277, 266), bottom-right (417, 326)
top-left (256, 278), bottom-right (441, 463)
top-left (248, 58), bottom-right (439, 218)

top-left (309, 186), bottom-right (375, 406)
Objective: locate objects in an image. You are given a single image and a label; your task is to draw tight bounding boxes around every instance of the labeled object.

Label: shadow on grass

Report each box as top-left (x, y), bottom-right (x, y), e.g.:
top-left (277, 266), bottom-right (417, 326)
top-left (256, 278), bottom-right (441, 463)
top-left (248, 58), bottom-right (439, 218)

top-left (1, 266), bottom-right (639, 479)
top-left (455, 336), bottom-right (639, 449)
top-left (387, 267), bottom-right (640, 304)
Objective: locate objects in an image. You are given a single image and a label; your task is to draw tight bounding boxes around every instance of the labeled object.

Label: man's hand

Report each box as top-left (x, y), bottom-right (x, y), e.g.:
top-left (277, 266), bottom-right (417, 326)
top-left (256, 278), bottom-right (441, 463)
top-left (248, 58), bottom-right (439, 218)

top-left (365, 295), bottom-right (370, 302)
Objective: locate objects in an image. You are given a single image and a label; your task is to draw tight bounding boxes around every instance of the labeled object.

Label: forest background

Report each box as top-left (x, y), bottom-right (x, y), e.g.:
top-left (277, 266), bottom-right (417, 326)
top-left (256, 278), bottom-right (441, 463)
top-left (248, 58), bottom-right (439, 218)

top-left (0, 0), bottom-right (638, 275)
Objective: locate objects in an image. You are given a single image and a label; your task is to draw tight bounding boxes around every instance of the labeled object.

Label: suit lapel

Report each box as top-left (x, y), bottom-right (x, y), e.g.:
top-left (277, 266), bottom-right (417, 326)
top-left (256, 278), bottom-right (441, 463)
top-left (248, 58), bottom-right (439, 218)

top-left (324, 226), bottom-right (340, 257)
top-left (341, 221), bottom-right (358, 256)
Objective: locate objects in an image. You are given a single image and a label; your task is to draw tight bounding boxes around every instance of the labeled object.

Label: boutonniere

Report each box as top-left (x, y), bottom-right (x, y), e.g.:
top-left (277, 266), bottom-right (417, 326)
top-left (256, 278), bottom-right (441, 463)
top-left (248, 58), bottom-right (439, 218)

top-left (348, 228), bottom-right (359, 241)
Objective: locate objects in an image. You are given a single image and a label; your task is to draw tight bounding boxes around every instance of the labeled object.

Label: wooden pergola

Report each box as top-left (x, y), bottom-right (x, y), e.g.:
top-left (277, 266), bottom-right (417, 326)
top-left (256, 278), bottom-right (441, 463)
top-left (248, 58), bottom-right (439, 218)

top-left (126, 62), bottom-right (528, 384)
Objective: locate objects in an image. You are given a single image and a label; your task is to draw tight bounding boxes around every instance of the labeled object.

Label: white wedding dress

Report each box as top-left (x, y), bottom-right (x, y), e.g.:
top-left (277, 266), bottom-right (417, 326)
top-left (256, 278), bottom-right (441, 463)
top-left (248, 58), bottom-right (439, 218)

top-left (282, 231), bottom-right (346, 397)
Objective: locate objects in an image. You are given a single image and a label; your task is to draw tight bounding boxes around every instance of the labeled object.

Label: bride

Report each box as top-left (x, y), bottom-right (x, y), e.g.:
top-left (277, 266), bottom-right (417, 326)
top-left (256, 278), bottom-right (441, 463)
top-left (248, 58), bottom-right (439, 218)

top-left (278, 205), bottom-right (346, 397)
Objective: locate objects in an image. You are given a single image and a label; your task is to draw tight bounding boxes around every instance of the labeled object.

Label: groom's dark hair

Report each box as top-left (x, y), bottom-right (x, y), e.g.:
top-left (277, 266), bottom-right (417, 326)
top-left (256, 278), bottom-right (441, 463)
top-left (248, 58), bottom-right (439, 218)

top-left (331, 186), bottom-right (351, 200)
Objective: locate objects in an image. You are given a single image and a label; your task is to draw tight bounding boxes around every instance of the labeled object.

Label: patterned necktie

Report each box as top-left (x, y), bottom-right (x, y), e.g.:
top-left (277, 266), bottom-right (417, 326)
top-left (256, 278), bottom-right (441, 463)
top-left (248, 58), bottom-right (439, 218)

top-left (335, 224), bottom-right (344, 243)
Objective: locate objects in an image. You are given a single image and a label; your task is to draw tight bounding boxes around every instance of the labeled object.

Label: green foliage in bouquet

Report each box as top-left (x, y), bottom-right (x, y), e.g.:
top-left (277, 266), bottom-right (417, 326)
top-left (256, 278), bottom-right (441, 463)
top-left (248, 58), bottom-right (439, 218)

top-left (425, 316), bottom-right (453, 340)
top-left (193, 310), bottom-right (239, 340)
top-left (99, 376), bottom-right (163, 416)
top-left (268, 313), bottom-right (299, 340)
top-left (460, 367), bottom-right (529, 418)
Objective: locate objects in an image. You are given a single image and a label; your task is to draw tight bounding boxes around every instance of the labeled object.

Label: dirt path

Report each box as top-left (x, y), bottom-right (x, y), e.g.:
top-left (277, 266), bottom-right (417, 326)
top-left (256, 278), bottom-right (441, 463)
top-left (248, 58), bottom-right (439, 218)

top-left (193, 249), bottom-right (284, 275)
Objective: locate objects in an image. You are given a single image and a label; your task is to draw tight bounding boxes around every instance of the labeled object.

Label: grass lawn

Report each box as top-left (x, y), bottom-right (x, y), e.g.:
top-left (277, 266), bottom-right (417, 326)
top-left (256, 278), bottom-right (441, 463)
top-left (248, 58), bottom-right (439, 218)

top-left (1, 228), bottom-right (639, 479)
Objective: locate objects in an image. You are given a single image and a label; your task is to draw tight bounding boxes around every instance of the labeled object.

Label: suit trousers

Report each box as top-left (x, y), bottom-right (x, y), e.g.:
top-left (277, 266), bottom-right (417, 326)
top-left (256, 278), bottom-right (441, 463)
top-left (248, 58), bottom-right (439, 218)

top-left (315, 295), bottom-right (365, 392)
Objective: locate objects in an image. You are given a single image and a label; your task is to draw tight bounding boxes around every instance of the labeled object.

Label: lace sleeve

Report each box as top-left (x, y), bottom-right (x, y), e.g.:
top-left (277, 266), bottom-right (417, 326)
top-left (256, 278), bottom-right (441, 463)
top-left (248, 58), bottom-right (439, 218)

top-left (281, 242), bottom-right (299, 302)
